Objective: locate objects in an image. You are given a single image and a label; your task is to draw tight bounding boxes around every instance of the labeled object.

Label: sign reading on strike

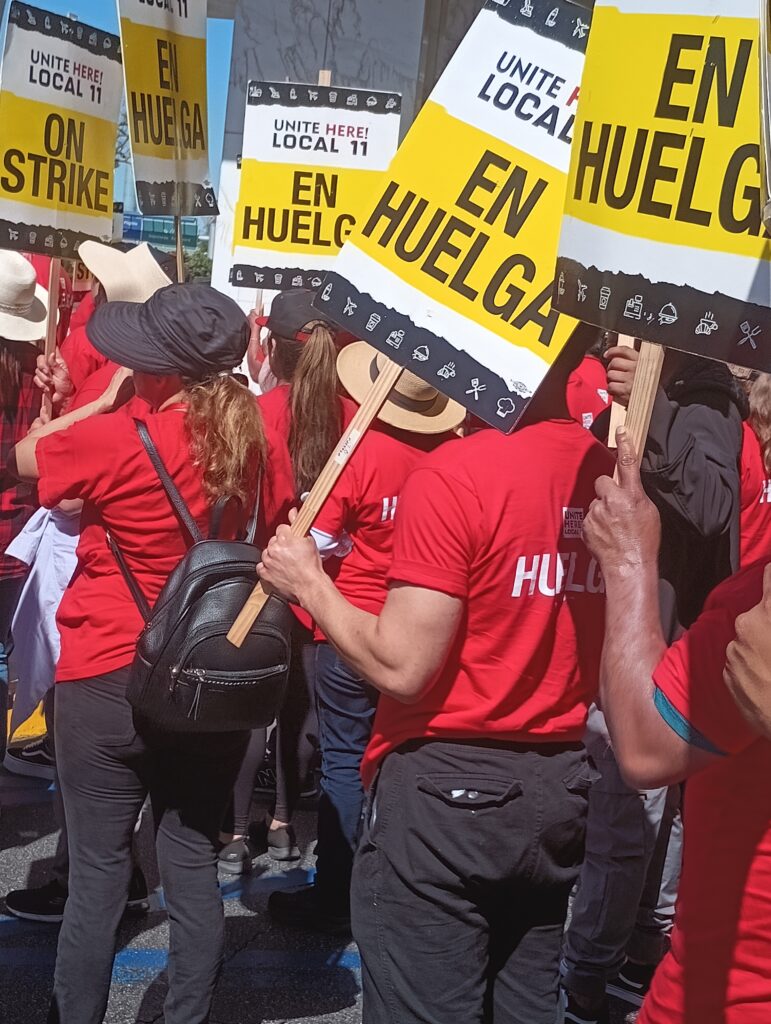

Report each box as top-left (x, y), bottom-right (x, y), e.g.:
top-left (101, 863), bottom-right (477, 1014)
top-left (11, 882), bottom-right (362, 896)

top-left (555, 0), bottom-right (771, 372)
top-left (117, 0), bottom-right (218, 216)
top-left (318, 0), bottom-right (591, 432)
top-left (232, 83), bottom-right (402, 292)
top-left (0, 2), bottom-right (122, 259)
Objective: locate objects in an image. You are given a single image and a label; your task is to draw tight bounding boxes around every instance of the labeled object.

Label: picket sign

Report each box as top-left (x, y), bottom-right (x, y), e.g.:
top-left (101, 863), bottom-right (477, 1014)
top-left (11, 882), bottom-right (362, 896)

top-left (228, 67), bottom-right (403, 647)
top-left (607, 334), bottom-right (634, 448)
top-left (174, 216), bottom-right (185, 283)
top-left (228, 358), bottom-right (403, 646)
top-left (42, 258), bottom-right (61, 420)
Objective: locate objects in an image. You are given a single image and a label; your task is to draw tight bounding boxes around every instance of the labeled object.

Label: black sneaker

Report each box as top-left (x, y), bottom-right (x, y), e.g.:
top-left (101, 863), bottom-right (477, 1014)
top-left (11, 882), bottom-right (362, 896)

top-left (606, 960), bottom-right (656, 1008)
top-left (218, 837), bottom-right (258, 876)
top-left (268, 884), bottom-right (351, 937)
top-left (248, 820), bottom-right (300, 862)
top-left (5, 879), bottom-right (68, 922)
top-left (562, 988), bottom-right (610, 1024)
top-left (5, 868), bottom-right (149, 923)
top-left (3, 737), bottom-right (55, 781)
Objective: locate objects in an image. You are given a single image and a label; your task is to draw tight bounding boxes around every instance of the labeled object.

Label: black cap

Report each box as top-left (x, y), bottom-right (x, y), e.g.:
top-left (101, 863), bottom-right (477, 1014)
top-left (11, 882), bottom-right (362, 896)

top-left (255, 289), bottom-right (334, 342)
top-left (87, 283), bottom-right (249, 378)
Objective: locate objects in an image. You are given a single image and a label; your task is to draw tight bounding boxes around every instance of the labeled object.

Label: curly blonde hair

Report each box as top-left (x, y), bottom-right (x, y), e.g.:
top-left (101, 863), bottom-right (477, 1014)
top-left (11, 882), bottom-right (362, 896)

top-left (184, 375), bottom-right (266, 504)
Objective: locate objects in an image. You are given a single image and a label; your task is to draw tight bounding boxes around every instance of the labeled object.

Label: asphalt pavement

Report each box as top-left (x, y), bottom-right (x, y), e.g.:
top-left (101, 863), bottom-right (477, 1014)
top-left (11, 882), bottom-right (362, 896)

top-left (0, 765), bottom-right (638, 1024)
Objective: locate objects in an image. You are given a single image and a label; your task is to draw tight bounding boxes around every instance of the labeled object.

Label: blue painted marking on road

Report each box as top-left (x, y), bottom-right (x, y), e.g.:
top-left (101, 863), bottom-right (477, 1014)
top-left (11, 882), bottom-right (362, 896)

top-left (1, 946), bottom-right (362, 986)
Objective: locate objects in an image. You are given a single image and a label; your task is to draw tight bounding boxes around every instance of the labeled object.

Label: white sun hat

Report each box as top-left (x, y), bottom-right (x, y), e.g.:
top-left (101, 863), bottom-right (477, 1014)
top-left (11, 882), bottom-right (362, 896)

top-left (77, 241), bottom-right (172, 303)
top-left (0, 250), bottom-right (49, 344)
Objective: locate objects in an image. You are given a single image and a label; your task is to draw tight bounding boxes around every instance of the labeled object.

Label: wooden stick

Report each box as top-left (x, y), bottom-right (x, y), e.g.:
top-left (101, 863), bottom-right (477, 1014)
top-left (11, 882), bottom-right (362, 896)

top-left (614, 340), bottom-right (665, 479)
top-left (607, 334), bottom-right (634, 449)
top-left (42, 257), bottom-right (61, 420)
top-left (228, 359), bottom-right (404, 647)
top-left (174, 215), bottom-right (185, 283)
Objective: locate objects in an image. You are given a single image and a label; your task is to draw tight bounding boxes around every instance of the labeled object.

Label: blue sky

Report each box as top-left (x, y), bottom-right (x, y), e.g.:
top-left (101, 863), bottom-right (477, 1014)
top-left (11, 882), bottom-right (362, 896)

top-left (2, 1), bottom-right (234, 204)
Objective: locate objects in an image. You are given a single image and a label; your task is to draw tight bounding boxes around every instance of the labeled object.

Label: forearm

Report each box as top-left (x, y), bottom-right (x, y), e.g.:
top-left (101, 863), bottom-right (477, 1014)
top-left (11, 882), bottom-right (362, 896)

top-left (13, 398), bottom-right (106, 481)
top-left (297, 574), bottom-right (420, 702)
top-left (600, 562), bottom-right (670, 787)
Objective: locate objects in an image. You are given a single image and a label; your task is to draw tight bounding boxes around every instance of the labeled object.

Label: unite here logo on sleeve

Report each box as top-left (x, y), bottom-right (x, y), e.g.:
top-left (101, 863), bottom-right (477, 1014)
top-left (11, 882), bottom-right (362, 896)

top-left (563, 507), bottom-right (585, 539)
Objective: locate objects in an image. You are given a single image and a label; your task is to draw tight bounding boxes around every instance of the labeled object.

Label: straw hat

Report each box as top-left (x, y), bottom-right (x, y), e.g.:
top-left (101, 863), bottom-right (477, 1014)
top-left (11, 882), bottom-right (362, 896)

top-left (337, 342), bottom-right (466, 435)
top-left (78, 241), bottom-right (172, 303)
top-left (0, 250), bottom-right (48, 343)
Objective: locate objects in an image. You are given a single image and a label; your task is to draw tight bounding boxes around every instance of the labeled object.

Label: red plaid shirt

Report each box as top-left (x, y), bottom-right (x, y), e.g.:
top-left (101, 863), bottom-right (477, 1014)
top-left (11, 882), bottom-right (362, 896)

top-left (0, 343), bottom-right (41, 579)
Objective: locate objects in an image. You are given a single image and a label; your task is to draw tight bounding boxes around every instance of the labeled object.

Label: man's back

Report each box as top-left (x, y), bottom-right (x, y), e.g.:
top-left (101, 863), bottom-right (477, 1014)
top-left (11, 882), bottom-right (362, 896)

top-left (362, 419), bottom-right (613, 785)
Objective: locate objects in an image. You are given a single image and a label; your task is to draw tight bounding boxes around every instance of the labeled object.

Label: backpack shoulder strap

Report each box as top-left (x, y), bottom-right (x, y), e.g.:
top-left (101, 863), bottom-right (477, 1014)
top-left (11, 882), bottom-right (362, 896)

top-left (107, 531), bottom-right (151, 622)
top-left (246, 474), bottom-right (262, 545)
top-left (134, 419), bottom-right (203, 545)
top-left (209, 475), bottom-right (262, 544)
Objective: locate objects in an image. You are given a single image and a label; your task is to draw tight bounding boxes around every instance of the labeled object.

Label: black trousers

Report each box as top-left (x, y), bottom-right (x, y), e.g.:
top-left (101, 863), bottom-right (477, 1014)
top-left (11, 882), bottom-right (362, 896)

top-left (351, 739), bottom-right (596, 1024)
top-left (48, 670), bottom-right (249, 1024)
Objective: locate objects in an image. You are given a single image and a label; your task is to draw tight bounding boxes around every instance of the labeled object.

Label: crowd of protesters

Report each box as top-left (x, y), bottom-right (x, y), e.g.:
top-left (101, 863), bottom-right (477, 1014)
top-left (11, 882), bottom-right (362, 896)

top-left (2, 240), bottom-right (771, 1024)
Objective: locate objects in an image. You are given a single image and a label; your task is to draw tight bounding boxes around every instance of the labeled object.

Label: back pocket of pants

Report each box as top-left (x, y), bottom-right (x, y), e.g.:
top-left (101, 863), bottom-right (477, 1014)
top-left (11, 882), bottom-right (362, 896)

top-left (416, 773), bottom-right (523, 809)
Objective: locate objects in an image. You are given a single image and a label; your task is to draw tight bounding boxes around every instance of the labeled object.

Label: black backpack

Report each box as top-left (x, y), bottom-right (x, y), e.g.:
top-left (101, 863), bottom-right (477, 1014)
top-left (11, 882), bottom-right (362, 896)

top-left (109, 419), bottom-right (293, 734)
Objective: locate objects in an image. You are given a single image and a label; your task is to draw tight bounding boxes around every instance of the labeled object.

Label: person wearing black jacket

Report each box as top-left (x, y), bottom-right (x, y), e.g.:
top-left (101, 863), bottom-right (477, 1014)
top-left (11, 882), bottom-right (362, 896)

top-left (561, 344), bottom-right (746, 1024)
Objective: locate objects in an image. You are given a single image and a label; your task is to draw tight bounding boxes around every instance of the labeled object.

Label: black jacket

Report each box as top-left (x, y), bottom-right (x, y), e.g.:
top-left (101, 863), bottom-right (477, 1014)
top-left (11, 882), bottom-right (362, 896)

top-left (595, 358), bottom-right (746, 630)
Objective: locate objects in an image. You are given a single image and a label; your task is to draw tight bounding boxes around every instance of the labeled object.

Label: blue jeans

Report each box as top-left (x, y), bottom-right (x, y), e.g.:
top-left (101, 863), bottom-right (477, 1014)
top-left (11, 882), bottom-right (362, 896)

top-left (561, 705), bottom-right (682, 1001)
top-left (312, 642), bottom-right (379, 909)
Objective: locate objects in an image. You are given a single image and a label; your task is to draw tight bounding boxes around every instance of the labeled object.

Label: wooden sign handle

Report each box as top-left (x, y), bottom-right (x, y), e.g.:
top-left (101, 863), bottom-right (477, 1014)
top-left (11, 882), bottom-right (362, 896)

top-left (174, 216), bottom-right (185, 283)
top-left (607, 334), bottom-right (634, 449)
top-left (614, 340), bottom-right (664, 479)
top-left (42, 257), bottom-right (61, 420)
top-left (227, 358), bottom-right (404, 647)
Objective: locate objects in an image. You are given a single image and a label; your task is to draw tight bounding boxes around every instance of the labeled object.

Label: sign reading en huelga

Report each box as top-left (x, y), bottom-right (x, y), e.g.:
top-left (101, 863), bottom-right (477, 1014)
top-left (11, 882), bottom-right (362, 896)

top-left (0, 3), bottom-right (122, 259)
top-left (555, 0), bottom-right (771, 372)
top-left (231, 83), bottom-right (402, 292)
top-left (116, 0), bottom-right (218, 217)
top-left (317, 0), bottom-right (591, 432)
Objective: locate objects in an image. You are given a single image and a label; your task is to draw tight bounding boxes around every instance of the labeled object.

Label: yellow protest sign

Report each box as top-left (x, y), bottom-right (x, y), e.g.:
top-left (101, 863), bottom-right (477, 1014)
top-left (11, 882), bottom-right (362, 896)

top-left (231, 83), bottom-right (401, 291)
top-left (556, 0), bottom-right (771, 371)
top-left (319, 0), bottom-right (591, 432)
top-left (0, 3), bottom-right (122, 259)
top-left (116, 0), bottom-right (217, 216)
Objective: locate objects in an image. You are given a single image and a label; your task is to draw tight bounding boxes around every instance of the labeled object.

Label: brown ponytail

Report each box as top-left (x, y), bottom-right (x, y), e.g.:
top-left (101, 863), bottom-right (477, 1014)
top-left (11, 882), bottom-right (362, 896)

top-left (0, 340), bottom-right (25, 410)
top-left (184, 375), bottom-right (266, 504)
top-left (270, 321), bottom-right (342, 495)
top-left (749, 373), bottom-right (771, 475)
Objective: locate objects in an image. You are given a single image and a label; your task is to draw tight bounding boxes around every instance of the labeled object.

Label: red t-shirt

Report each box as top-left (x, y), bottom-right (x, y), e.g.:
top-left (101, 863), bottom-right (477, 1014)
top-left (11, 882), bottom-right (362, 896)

top-left (313, 424), bottom-right (455, 618)
top-left (61, 324), bottom-right (109, 394)
top-left (257, 384), bottom-right (356, 632)
top-left (36, 406), bottom-right (237, 682)
top-left (68, 291), bottom-right (96, 335)
top-left (739, 422), bottom-right (771, 570)
top-left (642, 565), bottom-right (771, 1024)
top-left (361, 421), bottom-right (614, 788)
top-left (567, 355), bottom-right (610, 430)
